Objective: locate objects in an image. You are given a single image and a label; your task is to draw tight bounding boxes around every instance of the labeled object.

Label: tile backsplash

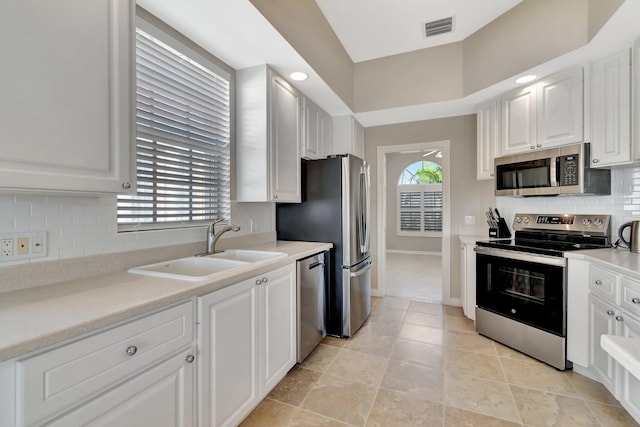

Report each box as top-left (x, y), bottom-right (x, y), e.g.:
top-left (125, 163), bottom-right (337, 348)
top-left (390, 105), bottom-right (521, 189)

top-left (0, 194), bottom-right (274, 266)
top-left (496, 165), bottom-right (640, 236)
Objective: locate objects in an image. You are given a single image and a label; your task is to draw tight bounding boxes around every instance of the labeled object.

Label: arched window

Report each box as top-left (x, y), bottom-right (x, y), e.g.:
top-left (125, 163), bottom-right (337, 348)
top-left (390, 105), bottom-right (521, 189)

top-left (397, 161), bottom-right (443, 236)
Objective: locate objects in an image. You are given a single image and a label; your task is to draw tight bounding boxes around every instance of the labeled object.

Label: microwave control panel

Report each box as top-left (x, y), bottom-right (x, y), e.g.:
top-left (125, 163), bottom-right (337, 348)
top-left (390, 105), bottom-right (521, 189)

top-left (558, 155), bottom-right (578, 186)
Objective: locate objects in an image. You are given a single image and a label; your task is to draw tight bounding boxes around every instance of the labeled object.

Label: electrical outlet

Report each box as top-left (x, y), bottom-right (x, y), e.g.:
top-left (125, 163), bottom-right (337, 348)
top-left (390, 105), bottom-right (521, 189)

top-left (464, 216), bottom-right (476, 225)
top-left (0, 231), bottom-right (47, 261)
top-left (16, 237), bottom-right (29, 255)
top-left (1, 239), bottom-right (13, 257)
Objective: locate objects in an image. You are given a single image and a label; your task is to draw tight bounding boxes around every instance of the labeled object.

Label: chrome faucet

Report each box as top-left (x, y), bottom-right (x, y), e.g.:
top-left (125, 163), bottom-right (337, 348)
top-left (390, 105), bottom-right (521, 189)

top-left (204, 219), bottom-right (240, 255)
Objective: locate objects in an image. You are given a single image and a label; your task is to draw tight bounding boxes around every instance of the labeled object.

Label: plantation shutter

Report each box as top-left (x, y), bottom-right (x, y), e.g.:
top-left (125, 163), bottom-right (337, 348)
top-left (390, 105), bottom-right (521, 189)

top-left (397, 185), bottom-right (443, 234)
top-left (117, 25), bottom-right (231, 230)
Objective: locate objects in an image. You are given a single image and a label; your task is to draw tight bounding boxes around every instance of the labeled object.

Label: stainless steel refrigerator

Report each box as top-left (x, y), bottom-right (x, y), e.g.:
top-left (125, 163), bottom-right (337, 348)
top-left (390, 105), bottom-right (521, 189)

top-left (276, 154), bottom-right (372, 337)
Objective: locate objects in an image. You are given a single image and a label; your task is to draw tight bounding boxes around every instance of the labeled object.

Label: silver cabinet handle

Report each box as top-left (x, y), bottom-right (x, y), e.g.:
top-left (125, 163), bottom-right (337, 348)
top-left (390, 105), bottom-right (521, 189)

top-left (122, 182), bottom-right (131, 190)
top-left (606, 310), bottom-right (614, 316)
top-left (592, 159), bottom-right (600, 164)
top-left (530, 145), bottom-right (535, 149)
top-left (595, 279), bottom-right (603, 286)
top-left (536, 144), bottom-right (542, 148)
top-left (273, 194), bottom-right (278, 199)
top-left (255, 279), bottom-right (262, 285)
top-left (615, 315), bottom-right (624, 322)
top-left (186, 354), bottom-right (195, 363)
top-left (125, 346), bottom-right (138, 356)
top-left (632, 297), bottom-right (640, 304)
top-left (261, 277), bottom-right (268, 284)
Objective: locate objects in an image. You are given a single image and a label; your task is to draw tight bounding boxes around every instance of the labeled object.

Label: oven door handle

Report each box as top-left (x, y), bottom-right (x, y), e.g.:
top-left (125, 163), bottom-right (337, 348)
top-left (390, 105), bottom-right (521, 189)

top-left (474, 246), bottom-right (567, 267)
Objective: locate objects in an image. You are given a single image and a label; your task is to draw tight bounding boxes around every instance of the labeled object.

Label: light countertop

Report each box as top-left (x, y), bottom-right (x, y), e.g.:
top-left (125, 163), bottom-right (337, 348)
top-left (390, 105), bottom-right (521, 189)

top-left (565, 247), bottom-right (640, 281)
top-left (0, 240), bottom-right (331, 362)
top-left (601, 335), bottom-right (640, 381)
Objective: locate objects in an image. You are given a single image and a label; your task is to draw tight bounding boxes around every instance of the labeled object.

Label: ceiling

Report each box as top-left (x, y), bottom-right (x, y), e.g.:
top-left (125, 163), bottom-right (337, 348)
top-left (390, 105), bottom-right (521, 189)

top-left (138, 0), bottom-right (640, 127)
top-left (314, 0), bottom-right (524, 63)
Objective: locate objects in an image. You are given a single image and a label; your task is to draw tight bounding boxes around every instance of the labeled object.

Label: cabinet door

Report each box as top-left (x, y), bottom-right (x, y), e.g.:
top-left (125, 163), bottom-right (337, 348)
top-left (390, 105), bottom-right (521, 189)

top-left (303, 99), bottom-right (321, 160)
top-left (537, 68), bottom-right (584, 148)
top-left (198, 279), bottom-right (259, 427)
top-left (353, 119), bottom-right (365, 159)
top-left (589, 294), bottom-right (618, 395)
top-left (270, 73), bottom-right (302, 202)
top-left (476, 99), bottom-right (499, 180)
top-left (320, 109), bottom-right (332, 159)
top-left (500, 84), bottom-right (537, 155)
top-left (0, 0), bottom-right (134, 194)
top-left (259, 264), bottom-right (296, 397)
top-left (619, 312), bottom-right (640, 422)
top-left (590, 49), bottom-right (632, 167)
top-left (47, 349), bottom-right (194, 427)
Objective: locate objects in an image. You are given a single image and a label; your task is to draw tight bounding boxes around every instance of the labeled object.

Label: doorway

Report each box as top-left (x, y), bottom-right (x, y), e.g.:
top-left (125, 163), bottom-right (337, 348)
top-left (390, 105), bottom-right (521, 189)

top-left (376, 141), bottom-right (451, 304)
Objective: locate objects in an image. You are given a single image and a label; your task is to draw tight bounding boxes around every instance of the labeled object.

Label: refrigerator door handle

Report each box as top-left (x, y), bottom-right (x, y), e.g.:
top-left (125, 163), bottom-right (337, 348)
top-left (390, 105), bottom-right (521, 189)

top-left (363, 165), bottom-right (371, 253)
top-left (358, 169), bottom-right (367, 254)
top-left (349, 261), bottom-right (372, 278)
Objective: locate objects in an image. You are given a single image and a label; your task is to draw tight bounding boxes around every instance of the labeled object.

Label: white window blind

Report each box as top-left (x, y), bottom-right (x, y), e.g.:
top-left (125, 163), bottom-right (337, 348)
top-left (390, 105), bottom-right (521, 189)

top-left (117, 24), bottom-right (231, 230)
top-left (397, 184), bottom-right (443, 236)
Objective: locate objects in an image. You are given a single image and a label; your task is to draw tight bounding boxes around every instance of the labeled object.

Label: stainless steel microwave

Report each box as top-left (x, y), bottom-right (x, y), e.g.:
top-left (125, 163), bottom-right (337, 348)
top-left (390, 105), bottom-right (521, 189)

top-left (494, 143), bottom-right (611, 196)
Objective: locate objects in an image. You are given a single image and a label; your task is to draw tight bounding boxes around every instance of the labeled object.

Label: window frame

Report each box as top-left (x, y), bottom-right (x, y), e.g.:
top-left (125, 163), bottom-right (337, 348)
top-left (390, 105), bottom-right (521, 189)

top-left (117, 13), bottom-right (233, 232)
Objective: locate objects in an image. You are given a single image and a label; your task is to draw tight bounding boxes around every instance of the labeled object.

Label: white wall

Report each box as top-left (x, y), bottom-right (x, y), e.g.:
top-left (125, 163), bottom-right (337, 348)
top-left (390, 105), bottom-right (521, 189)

top-left (0, 194), bottom-right (274, 266)
top-left (496, 165), bottom-right (640, 237)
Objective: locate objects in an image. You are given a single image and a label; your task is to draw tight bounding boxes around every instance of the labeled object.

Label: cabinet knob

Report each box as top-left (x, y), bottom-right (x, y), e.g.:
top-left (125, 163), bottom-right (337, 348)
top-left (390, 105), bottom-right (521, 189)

top-left (255, 279), bottom-right (262, 285)
top-left (594, 279), bottom-right (603, 286)
top-left (615, 315), bottom-right (624, 322)
top-left (122, 182), bottom-right (131, 190)
top-left (530, 145), bottom-right (535, 150)
top-left (632, 297), bottom-right (640, 304)
top-left (606, 310), bottom-right (615, 316)
top-left (125, 345), bottom-right (138, 356)
top-left (273, 194), bottom-right (278, 199)
top-left (186, 354), bottom-right (195, 363)
top-left (592, 159), bottom-right (600, 164)
top-left (536, 144), bottom-right (542, 148)
top-left (261, 277), bottom-right (268, 284)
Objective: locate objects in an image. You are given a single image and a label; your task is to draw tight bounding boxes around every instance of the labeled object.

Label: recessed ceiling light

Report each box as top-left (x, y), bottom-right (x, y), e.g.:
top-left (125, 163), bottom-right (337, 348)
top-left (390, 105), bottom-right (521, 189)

top-left (515, 75), bottom-right (537, 84)
top-left (290, 72), bottom-right (308, 81)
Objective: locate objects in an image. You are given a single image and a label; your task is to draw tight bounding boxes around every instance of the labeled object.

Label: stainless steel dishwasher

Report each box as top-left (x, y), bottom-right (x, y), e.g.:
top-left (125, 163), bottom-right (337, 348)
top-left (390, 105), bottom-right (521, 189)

top-left (297, 252), bottom-right (327, 363)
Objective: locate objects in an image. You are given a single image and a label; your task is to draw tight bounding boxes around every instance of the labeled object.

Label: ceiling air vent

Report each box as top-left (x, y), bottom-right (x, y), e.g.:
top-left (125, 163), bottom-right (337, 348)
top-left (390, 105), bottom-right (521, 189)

top-left (423, 17), bottom-right (454, 38)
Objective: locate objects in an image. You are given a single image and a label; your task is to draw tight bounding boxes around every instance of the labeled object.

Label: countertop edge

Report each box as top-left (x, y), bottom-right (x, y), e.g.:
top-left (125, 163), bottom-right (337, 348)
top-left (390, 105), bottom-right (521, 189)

top-left (0, 241), bottom-right (332, 362)
top-left (601, 334), bottom-right (640, 381)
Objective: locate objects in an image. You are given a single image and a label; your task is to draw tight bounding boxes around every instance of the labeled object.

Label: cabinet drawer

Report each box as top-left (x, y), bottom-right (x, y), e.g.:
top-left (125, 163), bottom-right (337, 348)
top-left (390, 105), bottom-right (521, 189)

top-left (589, 265), bottom-right (619, 304)
top-left (621, 276), bottom-right (640, 319)
top-left (17, 301), bottom-right (194, 426)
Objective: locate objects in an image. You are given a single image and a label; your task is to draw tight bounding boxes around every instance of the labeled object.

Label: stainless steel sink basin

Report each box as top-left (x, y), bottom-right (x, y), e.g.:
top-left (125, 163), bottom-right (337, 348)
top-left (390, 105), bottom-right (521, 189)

top-left (128, 256), bottom-right (248, 281)
top-left (128, 250), bottom-right (286, 281)
top-left (208, 249), bottom-right (286, 262)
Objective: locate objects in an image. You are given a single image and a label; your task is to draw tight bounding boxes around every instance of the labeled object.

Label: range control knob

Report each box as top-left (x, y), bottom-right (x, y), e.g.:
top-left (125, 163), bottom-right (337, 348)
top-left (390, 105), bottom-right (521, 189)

top-left (515, 217), bottom-right (522, 223)
top-left (523, 217), bottom-right (530, 224)
top-left (593, 218), bottom-right (603, 226)
top-left (582, 218), bottom-right (592, 226)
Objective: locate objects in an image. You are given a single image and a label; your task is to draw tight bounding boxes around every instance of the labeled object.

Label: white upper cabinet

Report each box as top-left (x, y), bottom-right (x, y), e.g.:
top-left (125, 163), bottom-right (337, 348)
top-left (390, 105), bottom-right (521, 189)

top-left (302, 97), bottom-right (332, 160)
top-left (500, 67), bottom-right (584, 156)
top-left (476, 98), bottom-right (499, 180)
top-left (331, 115), bottom-right (365, 159)
top-left (0, 0), bottom-right (135, 194)
top-left (500, 84), bottom-right (538, 155)
top-left (590, 49), bottom-right (632, 167)
top-left (236, 65), bottom-right (302, 202)
top-left (537, 68), bottom-right (584, 147)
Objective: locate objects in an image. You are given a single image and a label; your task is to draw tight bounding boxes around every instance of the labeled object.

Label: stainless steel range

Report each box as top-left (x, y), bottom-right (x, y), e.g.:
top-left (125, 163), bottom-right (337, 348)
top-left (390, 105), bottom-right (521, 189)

top-left (475, 213), bottom-right (611, 370)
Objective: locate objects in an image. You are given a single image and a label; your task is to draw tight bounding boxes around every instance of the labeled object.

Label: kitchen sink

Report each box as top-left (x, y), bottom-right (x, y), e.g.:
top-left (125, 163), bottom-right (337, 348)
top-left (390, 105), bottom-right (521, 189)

top-left (207, 249), bottom-right (286, 262)
top-left (128, 256), bottom-right (249, 281)
top-left (128, 250), bottom-right (287, 281)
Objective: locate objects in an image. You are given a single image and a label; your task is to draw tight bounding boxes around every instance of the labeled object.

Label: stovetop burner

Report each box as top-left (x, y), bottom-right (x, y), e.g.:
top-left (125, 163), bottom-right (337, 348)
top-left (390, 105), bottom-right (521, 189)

top-left (476, 213), bottom-right (612, 257)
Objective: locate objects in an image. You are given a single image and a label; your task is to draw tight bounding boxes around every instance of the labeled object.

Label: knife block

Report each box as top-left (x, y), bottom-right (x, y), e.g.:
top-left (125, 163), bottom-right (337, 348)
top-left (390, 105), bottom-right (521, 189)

top-left (489, 218), bottom-right (511, 238)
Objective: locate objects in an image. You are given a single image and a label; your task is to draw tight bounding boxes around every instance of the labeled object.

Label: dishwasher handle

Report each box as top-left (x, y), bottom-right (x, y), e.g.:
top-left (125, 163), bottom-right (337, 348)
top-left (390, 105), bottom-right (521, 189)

top-left (308, 261), bottom-right (324, 270)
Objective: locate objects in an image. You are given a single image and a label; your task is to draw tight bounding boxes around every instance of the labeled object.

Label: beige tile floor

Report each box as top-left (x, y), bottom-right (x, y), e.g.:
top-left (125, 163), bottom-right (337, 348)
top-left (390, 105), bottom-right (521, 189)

top-left (241, 296), bottom-right (639, 427)
top-left (385, 253), bottom-right (442, 302)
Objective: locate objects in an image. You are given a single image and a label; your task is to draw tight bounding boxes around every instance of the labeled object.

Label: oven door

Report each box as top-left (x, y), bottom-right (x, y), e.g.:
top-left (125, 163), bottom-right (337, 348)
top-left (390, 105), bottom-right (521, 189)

top-left (475, 246), bottom-right (567, 336)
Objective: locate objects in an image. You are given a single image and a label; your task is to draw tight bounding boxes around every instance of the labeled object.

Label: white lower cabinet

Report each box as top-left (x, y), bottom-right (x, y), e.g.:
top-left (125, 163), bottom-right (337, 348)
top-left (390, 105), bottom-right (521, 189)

top-left (459, 242), bottom-right (477, 320)
top-left (588, 293), bottom-right (618, 394)
top-left (47, 348), bottom-right (195, 427)
top-left (197, 263), bottom-right (296, 427)
top-left (15, 301), bottom-right (195, 427)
